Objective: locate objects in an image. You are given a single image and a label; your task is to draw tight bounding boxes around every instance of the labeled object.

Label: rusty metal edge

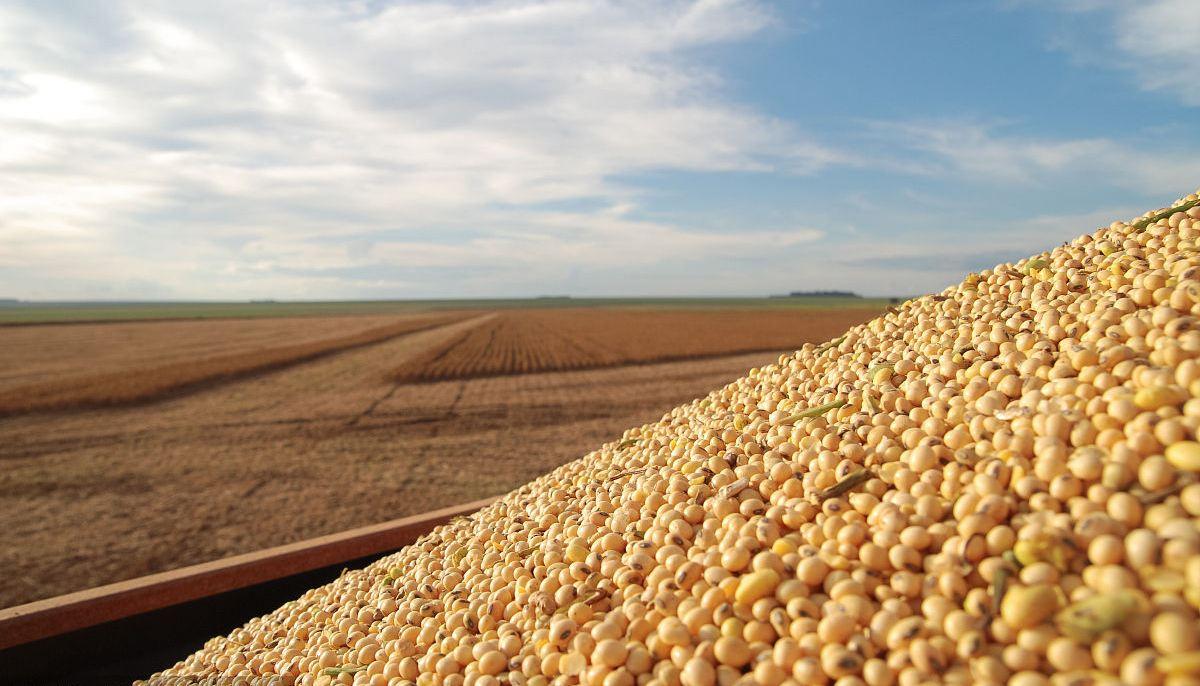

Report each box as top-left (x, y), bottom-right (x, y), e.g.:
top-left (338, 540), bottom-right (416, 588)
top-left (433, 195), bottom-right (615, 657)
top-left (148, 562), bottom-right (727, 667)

top-left (0, 497), bottom-right (497, 651)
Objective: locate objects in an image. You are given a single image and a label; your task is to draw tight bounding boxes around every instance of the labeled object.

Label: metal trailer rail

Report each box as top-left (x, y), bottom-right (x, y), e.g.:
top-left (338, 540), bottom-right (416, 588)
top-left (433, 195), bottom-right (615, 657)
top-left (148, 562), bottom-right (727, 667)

top-left (0, 497), bottom-right (497, 685)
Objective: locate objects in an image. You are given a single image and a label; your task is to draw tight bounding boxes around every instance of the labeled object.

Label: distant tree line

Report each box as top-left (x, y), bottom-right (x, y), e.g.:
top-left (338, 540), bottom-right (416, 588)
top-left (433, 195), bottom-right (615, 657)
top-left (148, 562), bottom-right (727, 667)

top-left (770, 290), bottom-right (861, 298)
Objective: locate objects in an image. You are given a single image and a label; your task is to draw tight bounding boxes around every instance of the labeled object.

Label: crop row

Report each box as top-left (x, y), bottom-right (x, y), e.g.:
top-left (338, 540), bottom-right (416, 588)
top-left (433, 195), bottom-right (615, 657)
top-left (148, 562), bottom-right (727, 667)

top-left (388, 308), bottom-right (879, 383)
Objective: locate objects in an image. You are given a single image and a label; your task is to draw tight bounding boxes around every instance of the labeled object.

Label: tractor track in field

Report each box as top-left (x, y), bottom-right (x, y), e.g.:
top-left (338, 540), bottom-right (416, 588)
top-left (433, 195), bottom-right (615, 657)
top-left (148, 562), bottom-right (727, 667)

top-left (429, 381), bottom-right (469, 439)
top-left (345, 315), bottom-right (496, 428)
top-left (345, 383), bottom-right (403, 428)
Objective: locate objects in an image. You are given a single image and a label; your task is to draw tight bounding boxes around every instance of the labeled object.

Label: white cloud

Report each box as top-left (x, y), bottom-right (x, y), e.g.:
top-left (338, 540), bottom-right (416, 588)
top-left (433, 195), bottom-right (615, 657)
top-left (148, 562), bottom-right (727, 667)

top-left (372, 211), bottom-right (824, 269)
top-left (1115, 0), bottom-right (1200, 100)
top-left (0, 0), bottom-right (839, 299)
top-left (869, 120), bottom-right (1200, 194)
top-left (1039, 0), bottom-right (1200, 105)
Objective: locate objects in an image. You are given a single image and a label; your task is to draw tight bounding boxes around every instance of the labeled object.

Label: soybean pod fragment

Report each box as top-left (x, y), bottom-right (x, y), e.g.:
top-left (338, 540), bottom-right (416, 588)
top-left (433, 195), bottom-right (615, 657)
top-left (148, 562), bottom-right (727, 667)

top-left (782, 399), bottom-right (847, 424)
top-left (1133, 197), bottom-right (1200, 229)
top-left (815, 469), bottom-right (872, 501)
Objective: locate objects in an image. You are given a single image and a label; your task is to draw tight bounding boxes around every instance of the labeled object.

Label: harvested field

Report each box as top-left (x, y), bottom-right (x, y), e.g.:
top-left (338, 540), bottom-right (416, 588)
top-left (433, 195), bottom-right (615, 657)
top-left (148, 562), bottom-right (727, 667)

top-left (0, 312), bottom-right (470, 415)
top-left (390, 308), bottom-right (878, 382)
top-left (0, 327), bottom-right (784, 607)
top-left (0, 305), bottom-right (874, 608)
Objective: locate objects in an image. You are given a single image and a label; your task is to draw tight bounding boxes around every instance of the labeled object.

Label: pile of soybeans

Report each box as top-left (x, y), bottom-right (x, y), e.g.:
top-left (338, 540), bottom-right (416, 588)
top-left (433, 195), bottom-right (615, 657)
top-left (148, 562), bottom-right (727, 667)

top-left (143, 191), bottom-right (1200, 686)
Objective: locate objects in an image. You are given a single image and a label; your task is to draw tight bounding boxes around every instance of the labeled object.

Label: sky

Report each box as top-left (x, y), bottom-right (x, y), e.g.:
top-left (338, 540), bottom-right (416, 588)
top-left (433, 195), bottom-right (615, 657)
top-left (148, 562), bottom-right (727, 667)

top-left (1, 0), bottom-right (1198, 300)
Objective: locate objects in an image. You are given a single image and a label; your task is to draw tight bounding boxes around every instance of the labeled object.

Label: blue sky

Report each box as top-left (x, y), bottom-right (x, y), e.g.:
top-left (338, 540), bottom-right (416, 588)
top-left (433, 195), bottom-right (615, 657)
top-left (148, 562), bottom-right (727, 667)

top-left (1, 0), bottom-right (1198, 300)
